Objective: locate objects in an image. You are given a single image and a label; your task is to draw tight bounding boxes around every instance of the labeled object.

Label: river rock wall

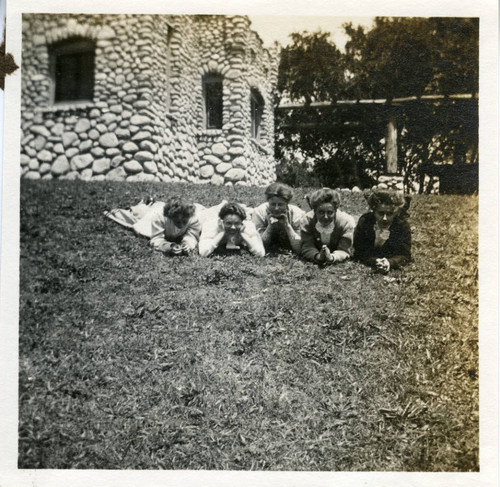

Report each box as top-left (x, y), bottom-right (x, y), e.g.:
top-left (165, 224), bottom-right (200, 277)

top-left (20, 14), bottom-right (278, 185)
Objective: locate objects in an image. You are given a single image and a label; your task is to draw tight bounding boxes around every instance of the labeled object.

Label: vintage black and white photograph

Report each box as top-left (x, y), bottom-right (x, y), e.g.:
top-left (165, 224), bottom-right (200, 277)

top-left (0, 0), bottom-right (497, 485)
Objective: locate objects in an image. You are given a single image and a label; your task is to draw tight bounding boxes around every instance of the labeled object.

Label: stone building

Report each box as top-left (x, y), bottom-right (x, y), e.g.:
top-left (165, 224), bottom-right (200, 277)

top-left (20, 14), bottom-right (279, 186)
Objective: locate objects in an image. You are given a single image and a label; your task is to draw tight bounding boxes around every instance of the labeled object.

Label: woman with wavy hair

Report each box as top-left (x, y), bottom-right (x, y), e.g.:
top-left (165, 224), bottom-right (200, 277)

top-left (300, 188), bottom-right (355, 265)
top-left (353, 190), bottom-right (411, 273)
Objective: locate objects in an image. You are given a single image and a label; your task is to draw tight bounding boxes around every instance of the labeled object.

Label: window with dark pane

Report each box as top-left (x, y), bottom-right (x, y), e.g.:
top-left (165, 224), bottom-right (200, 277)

top-left (250, 88), bottom-right (264, 139)
top-left (203, 73), bottom-right (223, 129)
top-left (50, 38), bottom-right (95, 103)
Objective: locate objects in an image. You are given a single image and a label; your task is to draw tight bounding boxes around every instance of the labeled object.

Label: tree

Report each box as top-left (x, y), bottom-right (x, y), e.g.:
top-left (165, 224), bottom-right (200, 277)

top-left (428, 17), bottom-right (479, 96)
top-left (277, 31), bottom-right (345, 106)
top-left (344, 17), bottom-right (478, 99)
top-left (275, 17), bottom-right (479, 190)
top-left (344, 18), bottom-right (435, 100)
top-left (276, 30), bottom-right (377, 188)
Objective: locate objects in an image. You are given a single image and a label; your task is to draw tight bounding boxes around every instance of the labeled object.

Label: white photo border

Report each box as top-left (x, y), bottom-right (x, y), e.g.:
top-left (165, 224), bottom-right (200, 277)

top-left (1, 0), bottom-right (497, 486)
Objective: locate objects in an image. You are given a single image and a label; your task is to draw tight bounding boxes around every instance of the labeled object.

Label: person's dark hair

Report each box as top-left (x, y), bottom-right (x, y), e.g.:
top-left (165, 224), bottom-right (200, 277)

top-left (265, 182), bottom-right (293, 203)
top-left (308, 188), bottom-right (341, 210)
top-left (366, 190), bottom-right (405, 212)
top-left (219, 202), bottom-right (246, 221)
top-left (164, 196), bottom-right (195, 220)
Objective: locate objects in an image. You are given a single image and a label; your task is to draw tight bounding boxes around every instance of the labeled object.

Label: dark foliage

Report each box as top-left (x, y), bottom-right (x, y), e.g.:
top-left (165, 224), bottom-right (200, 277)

top-left (275, 18), bottom-right (479, 190)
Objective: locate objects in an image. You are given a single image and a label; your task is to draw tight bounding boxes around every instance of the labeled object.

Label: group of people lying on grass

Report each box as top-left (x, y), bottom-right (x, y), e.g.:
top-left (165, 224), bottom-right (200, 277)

top-left (105, 183), bottom-right (411, 274)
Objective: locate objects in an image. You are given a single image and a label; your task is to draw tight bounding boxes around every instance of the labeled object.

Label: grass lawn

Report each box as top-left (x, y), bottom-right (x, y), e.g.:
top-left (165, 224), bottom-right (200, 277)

top-left (19, 180), bottom-right (478, 471)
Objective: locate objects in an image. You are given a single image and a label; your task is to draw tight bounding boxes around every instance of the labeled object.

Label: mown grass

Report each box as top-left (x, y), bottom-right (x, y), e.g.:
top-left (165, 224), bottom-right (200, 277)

top-left (19, 181), bottom-right (478, 471)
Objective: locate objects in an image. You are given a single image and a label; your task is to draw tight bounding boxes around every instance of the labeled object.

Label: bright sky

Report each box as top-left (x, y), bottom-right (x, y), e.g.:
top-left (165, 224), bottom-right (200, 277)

top-left (248, 16), bottom-right (375, 50)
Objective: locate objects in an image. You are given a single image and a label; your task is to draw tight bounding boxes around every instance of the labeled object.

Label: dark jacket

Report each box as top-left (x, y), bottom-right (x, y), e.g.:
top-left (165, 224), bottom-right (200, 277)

top-left (300, 210), bottom-right (355, 263)
top-left (353, 212), bottom-right (411, 269)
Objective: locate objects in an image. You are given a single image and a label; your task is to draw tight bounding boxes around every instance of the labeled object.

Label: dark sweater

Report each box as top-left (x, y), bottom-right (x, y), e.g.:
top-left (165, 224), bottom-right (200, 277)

top-left (353, 212), bottom-right (411, 270)
top-left (300, 210), bottom-right (355, 263)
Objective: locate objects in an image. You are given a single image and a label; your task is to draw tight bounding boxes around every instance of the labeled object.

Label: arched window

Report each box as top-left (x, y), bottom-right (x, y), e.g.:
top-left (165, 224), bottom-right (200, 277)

top-left (250, 88), bottom-right (264, 139)
top-left (202, 73), bottom-right (223, 129)
top-left (49, 37), bottom-right (95, 103)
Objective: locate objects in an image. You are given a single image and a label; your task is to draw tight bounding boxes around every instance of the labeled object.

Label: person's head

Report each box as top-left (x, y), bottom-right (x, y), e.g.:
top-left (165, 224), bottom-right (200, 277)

top-left (164, 196), bottom-right (196, 228)
top-left (219, 202), bottom-right (247, 234)
top-left (308, 188), bottom-right (341, 227)
top-left (366, 190), bottom-right (405, 229)
top-left (265, 183), bottom-right (293, 217)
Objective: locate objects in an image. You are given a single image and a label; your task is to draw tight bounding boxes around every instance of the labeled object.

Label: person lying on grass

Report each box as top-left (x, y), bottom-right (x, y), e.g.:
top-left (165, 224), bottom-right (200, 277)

top-left (300, 188), bottom-right (355, 265)
top-left (198, 202), bottom-right (265, 257)
top-left (353, 189), bottom-right (411, 273)
top-left (149, 196), bottom-right (201, 256)
top-left (252, 182), bottom-right (305, 254)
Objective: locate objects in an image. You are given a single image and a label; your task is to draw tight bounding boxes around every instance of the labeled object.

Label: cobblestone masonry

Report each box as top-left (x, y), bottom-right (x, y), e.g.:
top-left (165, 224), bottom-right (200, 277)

top-left (21, 14), bottom-right (279, 185)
